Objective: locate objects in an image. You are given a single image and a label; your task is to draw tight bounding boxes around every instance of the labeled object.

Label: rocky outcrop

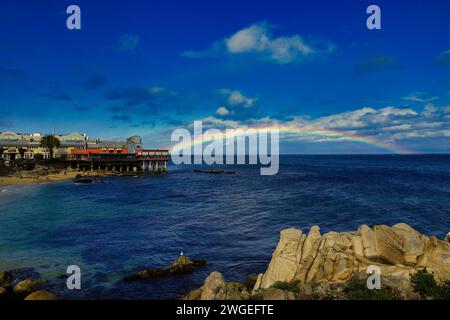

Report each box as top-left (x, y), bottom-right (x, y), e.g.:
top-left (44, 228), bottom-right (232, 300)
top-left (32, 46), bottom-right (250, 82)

top-left (24, 291), bottom-right (59, 300)
top-left (182, 223), bottom-right (450, 300)
top-left (253, 223), bottom-right (450, 296)
top-left (0, 269), bottom-right (60, 300)
top-left (13, 278), bottom-right (47, 296)
top-left (123, 255), bottom-right (206, 281)
top-left (183, 272), bottom-right (250, 300)
top-left (257, 287), bottom-right (296, 300)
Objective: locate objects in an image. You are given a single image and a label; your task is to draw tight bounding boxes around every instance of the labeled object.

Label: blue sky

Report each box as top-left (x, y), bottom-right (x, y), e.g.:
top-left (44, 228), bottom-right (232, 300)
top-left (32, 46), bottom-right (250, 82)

top-left (1, 0), bottom-right (450, 153)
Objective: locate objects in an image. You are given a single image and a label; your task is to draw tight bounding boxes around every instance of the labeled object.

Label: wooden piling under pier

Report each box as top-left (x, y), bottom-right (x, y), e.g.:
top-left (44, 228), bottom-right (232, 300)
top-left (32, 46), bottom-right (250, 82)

top-left (68, 149), bottom-right (169, 174)
top-left (67, 159), bottom-right (168, 174)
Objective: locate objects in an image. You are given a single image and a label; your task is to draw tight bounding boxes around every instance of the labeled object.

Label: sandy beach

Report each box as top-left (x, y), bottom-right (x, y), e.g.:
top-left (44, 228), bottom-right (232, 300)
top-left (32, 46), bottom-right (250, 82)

top-left (0, 171), bottom-right (92, 187)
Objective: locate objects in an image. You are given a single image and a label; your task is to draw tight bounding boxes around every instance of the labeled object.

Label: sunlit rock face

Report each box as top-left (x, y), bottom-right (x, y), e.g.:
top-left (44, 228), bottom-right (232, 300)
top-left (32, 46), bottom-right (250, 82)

top-left (183, 223), bottom-right (450, 300)
top-left (253, 223), bottom-right (450, 292)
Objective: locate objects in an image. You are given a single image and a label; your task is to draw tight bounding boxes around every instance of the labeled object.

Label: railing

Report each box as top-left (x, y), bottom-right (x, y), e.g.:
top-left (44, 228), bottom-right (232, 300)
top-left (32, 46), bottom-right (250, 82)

top-left (137, 155), bottom-right (169, 160)
top-left (90, 154), bottom-right (137, 161)
top-left (66, 153), bottom-right (170, 161)
top-left (68, 154), bottom-right (137, 161)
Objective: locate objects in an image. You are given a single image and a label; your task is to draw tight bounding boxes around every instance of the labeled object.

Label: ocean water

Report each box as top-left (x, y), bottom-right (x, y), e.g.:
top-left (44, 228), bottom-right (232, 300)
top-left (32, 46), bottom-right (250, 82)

top-left (0, 155), bottom-right (449, 299)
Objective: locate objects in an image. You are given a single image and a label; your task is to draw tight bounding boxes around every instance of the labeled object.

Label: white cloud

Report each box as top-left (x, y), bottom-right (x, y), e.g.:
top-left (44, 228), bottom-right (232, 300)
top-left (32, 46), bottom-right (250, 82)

top-left (225, 23), bottom-right (316, 64)
top-left (199, 104), bottom-right (450, 151)
top-left (402, 92), bottom-right (438, 103)
top-left (183, 22), bottom-right (334, 64)
top-left (422, 103), bottom-right (438, 117)
top-left (225, 24), bottom-right (269, 53)
top-left (215, 106), bottom-right (231, 116)
top-left (219, 89), bottom-right (255, 108)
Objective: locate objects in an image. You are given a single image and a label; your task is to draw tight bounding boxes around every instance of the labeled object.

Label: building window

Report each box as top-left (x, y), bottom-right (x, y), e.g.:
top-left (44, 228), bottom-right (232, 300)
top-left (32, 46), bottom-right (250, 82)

top-left (24, 152), bottom-right (33, 159)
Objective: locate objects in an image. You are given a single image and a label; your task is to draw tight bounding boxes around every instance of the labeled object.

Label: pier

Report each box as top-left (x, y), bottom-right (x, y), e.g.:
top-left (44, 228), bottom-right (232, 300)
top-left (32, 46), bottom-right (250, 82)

top-left (68, 149), bottom-right (169, 174)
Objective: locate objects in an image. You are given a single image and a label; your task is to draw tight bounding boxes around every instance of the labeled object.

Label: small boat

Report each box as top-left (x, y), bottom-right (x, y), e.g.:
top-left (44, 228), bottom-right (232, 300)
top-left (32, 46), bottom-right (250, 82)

top-left (74, 176), bottom-right (94, 184)
top-left (74, 174), bottom-right (103, 184)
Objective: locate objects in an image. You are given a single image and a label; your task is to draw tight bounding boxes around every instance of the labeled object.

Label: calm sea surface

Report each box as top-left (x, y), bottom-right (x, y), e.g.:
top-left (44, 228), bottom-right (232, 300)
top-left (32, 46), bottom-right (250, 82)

top-left (0, 155), bottom-right (449, 299)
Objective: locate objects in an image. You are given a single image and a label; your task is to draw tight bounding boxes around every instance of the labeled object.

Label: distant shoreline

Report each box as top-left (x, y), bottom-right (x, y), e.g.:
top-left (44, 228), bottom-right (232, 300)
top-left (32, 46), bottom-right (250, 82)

top-left (0, 170), bottom-right (105, 187)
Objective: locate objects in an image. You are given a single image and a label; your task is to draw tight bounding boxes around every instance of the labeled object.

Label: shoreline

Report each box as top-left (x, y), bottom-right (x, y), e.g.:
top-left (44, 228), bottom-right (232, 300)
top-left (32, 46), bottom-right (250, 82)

top-left (0, 170), bottom-right (164, 187)
top-left (0, 170), bottom-right (107, 187)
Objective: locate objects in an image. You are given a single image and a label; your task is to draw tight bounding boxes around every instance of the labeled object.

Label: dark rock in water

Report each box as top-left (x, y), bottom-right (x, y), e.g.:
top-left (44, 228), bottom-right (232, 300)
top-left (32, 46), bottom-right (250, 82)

top-left (172, 255), bottom-right (206, 267)
top-left (123, 255), bottom-right (207, 282)
top-left (0, 271), bottom-right (12, 287)
top-left (74, 175), bottom-right (103, 184)
top-left (192, 259), bottom-right (207, 267)
top-left (74, 176), bottom-right (94, 184)
top-left (123, 268), bottom-right (173, 281)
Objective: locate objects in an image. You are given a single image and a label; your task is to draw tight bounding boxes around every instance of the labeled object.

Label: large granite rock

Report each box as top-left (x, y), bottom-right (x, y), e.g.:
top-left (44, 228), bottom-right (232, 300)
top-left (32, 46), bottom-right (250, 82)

top-left (183, 272), bottom-right (250, 300)
top-left (183, 223), bottom-right (450, 300)
top-left (253, 223), bottom-right (450, 293)
top-left (257, 287), bottom-right (295, 300)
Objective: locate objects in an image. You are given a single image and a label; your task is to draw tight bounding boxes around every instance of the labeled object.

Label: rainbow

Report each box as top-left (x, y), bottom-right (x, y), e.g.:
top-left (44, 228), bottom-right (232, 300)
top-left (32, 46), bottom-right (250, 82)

top-left (170, 124), bottom-right (414, 155)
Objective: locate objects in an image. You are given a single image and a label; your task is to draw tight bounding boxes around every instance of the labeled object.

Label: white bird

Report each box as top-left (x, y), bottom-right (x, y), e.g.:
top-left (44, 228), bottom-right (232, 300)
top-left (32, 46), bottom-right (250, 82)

top-left (180, 251), bottom-right (184, 256)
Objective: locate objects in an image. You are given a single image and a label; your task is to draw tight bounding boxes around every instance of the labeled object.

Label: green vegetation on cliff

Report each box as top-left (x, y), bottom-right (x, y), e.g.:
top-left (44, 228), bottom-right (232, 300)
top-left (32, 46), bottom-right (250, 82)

top-left (271, 281), bottom-right (300, 293)
top-left (410, 269), bottom-right (450, 300)
top-left (343, 276), bottom-right (402, 300)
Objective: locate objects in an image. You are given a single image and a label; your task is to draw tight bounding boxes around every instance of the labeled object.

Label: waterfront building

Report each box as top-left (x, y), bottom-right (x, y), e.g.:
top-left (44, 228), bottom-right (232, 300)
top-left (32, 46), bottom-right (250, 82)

top-left (0, 131), bottom-right (86, 161)
top-left (137, 150), bottom-right (170, 172)
top-left (68, 148), bottom-right (169, 174)
top-left (0, 131), bottom-right (169, 173)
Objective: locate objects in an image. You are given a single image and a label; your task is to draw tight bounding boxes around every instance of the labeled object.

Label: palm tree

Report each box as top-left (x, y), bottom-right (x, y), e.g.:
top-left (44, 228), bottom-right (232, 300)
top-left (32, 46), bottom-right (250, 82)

top-left (40, 135), bottom-right (61, 159)
top-left (18, 147), bottom-right (26, 159)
